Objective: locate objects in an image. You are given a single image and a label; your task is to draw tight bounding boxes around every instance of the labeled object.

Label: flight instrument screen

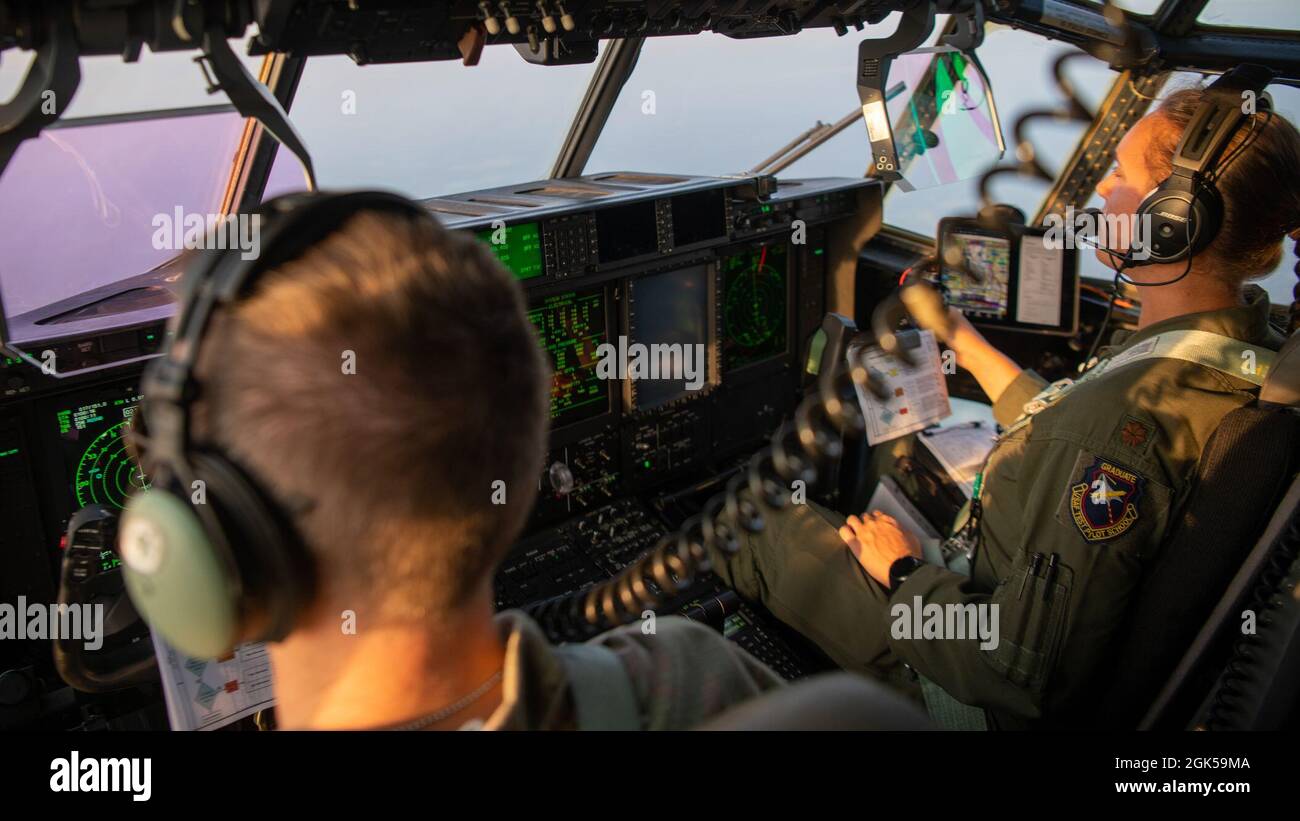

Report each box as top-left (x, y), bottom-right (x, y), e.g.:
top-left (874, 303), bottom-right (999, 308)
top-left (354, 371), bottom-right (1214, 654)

top-left (720, 242), bottom-right (788, 371)
top-left (527, 287), bottom-right (611, 428)
top-left (51, 384), bottom-right (148, 511)
top-left (626, 264), bottom-right (713, 410)
top-left (940, 231), bottom-right (1010, 319)
top-left (477, 222), bottom-right (544, 280)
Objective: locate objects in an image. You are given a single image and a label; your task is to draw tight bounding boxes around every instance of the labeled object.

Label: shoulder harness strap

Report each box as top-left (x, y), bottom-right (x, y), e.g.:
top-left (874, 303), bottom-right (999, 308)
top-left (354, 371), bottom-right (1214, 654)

top-left (553, 642), bottom-right (641, 731)
top-left (1089, 329), bottom-right (1277, 387)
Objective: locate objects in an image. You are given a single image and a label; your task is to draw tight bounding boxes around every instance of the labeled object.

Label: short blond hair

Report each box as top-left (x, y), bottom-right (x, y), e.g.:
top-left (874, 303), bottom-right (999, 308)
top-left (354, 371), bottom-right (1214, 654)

top-left (194, 210), bottom-right (550, 624)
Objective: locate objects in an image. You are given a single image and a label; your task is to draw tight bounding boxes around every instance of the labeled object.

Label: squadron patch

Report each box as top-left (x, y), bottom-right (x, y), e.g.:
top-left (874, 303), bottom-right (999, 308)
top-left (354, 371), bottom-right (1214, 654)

top-left (1070, 458), bottom-right (1144, 542)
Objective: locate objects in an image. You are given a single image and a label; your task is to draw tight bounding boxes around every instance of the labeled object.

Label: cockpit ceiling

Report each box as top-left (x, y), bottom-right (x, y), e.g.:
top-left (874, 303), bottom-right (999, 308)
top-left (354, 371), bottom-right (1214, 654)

top-left (4, 2), bottom-right (1298, 81)
top-left (249, 0), bottom-right (1300, 77)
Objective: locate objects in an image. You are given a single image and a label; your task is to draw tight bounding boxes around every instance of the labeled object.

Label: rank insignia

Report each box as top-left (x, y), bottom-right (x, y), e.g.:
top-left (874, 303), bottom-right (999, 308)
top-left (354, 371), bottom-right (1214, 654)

top-left (1120, 419), bottom-right (1149, 448)
top-left (1070, 458), bottom-right (1143, 542)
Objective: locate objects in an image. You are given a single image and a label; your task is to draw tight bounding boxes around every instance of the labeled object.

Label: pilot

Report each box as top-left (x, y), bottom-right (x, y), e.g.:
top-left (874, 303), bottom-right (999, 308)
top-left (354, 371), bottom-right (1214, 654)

top-left (186, 208), bottom-right (782, 729)
top-left (704, 86), bottom-right (1300, 728)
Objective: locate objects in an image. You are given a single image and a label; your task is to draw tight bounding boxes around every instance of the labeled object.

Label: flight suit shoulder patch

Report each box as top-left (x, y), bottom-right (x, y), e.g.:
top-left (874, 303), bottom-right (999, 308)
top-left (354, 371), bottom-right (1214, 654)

top-left (1060, 453), bottom-right (1146, 543)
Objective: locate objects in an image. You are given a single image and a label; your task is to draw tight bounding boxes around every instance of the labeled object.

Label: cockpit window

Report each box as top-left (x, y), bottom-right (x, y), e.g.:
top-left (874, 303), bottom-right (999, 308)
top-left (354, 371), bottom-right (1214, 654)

top-left (585, 29), bottom-right (873, 180)
top-left (584, 18), bottom-right (962, 185)
top-left (1197, 0), bottom-right (1300, 32)
top-left (0, 110), bottom-right (247, 344)
top-left (0, 42), bottom-right (261, 345)
top-left (265, 46), bottom-right (598, 199)
top-left (0, 36), bottom-right (259, 118)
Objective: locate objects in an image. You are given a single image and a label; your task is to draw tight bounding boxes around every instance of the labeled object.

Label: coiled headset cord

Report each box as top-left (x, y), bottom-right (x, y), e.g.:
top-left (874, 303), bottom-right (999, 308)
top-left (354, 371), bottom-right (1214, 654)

top-left (528, 355), bottom-right (868, 640)
top-left (526, 289), bottom-right (943, 641)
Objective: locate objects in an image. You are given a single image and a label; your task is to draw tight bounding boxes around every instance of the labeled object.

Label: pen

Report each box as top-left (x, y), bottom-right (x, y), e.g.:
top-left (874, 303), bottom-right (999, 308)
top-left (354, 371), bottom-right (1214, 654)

top-left (1019, 552), bottom-right (1044, 600)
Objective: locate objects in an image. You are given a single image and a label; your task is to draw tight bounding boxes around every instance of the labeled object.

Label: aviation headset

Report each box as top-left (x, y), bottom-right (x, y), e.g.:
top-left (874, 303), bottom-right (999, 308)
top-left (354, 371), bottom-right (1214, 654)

top-left (1121, 63), bottom-right (1275, 268)
top-left (119, 190), bottom-right (437, 659)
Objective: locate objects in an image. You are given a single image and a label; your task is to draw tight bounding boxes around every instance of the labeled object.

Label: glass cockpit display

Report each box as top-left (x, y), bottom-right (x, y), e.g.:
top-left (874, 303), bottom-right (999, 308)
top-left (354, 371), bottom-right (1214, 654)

top-left (936, 217), bottom-right (1079, 336)
top-left (527, 287), bottom-right (611, 427)
top-left (721, 243), bottom-right (788, 370)
top-left (477, 222), bottom-right (544, 280)
top-left (51, 384), bottom-right (148, 511)
top-left (625, 265), bottom-right (714, 410)
top-left (940, 231), bottom-right (1011, 319)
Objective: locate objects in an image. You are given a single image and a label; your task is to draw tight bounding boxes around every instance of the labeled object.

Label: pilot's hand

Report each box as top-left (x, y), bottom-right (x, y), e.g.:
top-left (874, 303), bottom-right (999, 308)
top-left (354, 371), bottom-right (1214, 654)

top-left (838, 512), bottom-right (921, 588)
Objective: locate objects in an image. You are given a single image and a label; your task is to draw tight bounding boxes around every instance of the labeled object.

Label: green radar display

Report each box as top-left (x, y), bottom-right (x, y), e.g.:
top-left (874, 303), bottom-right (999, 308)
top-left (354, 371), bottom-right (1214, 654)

top-left (75, 419), bottom-right (148, 509)
top-left (721, 243), bottom-right (788, 370)
top-left (56, 389), bottom-right (149, 510)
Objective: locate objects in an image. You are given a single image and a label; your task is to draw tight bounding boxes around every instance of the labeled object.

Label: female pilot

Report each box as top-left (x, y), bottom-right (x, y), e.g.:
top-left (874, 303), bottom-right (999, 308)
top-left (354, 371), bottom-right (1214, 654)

top-left (704, 85), bottom-right (1300, 728)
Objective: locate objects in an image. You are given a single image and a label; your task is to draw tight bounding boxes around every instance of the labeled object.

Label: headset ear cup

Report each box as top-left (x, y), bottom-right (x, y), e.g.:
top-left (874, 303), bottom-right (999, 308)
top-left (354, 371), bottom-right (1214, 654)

top-left (120, 487), bottom-right (242, 659)
top-left (1134, 188), bottom-right (1198, 265)
top-left (189, 451), bottom-right (314, 645)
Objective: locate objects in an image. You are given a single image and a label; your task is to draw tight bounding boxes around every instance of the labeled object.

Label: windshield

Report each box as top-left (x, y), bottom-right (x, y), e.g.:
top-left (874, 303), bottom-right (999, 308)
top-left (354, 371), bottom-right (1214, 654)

top-left (586, 27), bottom-right (897, 180)
top-left (583, 24), bottom-right (1117, 237)
top-left (265, 45), bottom-right (597, 199)
top-left (1198, 0), bottom-right (1300, 31)
top-left (0, 41), bottom-right (263, 345)
top-left (5, 14), bottom-right (1298, 337)
top-left (0, 110), bottom-right (245, 337)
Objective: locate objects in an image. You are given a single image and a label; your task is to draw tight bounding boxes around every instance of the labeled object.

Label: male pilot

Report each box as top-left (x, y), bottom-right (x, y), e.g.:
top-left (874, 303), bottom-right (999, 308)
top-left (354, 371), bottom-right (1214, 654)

top-left (186, 206), bottom-right (784, 729)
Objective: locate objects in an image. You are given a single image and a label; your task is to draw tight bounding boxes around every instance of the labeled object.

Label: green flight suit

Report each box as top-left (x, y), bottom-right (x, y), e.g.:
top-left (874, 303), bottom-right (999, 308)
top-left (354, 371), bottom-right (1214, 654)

top-left (707, 285), bottom-right (1284, 728)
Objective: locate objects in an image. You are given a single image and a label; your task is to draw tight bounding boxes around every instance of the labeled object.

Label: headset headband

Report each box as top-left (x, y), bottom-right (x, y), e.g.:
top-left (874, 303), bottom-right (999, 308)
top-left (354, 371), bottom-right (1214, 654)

top-left (1170, 64), bottom-right (1275, 182)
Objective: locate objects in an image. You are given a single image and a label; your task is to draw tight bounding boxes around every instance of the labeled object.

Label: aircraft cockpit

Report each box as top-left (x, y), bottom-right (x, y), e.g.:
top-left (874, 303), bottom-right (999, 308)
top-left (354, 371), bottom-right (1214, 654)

top-left (1, 0), bottom-right (1299, 755)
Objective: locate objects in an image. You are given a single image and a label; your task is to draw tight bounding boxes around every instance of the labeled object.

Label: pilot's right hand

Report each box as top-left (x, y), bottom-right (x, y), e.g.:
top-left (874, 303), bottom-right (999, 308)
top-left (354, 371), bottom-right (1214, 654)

top-left (838, 512), bottom-right (921, 589)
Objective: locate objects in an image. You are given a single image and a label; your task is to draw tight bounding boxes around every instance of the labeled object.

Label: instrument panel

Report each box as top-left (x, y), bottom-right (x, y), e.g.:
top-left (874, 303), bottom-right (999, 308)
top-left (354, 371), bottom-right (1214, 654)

top-left (0, 172), bottom-right (876, 688)
top-left (432, 172), bottom-right (870, 528)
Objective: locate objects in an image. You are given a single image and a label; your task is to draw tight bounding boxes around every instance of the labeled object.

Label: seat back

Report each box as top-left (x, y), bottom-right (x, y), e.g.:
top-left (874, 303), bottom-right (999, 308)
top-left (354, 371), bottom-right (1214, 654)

top-left (1167, 474), bottom-right (1300, 729)
top-left (1093, 329), bottom-right (1300, 728)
